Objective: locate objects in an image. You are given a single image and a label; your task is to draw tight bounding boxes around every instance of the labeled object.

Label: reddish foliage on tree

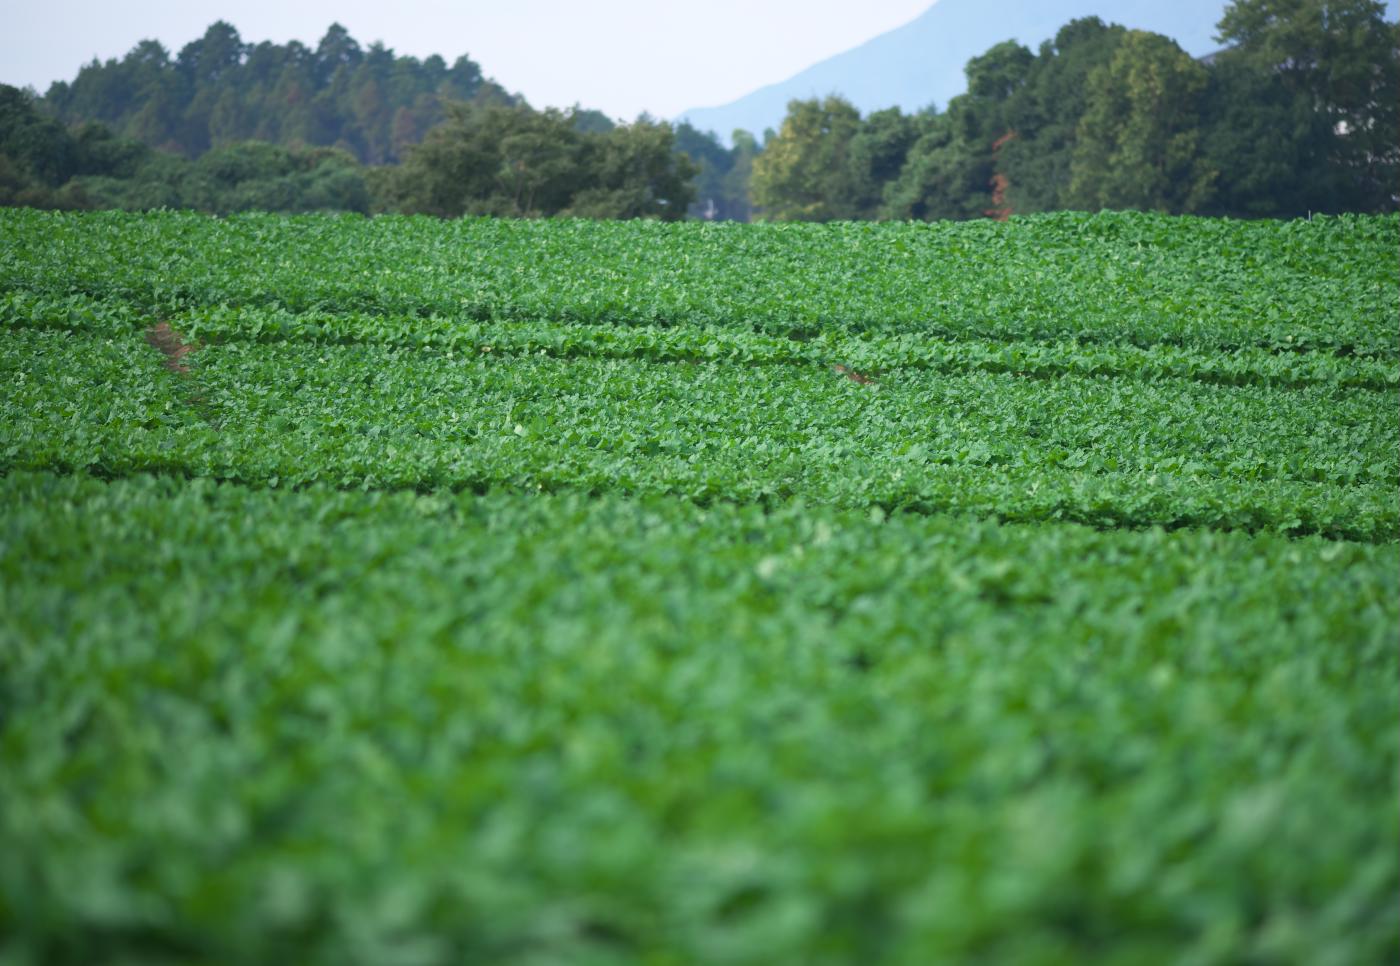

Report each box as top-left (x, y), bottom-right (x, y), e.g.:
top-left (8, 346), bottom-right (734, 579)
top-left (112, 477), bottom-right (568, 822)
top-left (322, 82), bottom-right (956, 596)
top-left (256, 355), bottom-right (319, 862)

top-left (986, 130), bottom-right (1017, 221)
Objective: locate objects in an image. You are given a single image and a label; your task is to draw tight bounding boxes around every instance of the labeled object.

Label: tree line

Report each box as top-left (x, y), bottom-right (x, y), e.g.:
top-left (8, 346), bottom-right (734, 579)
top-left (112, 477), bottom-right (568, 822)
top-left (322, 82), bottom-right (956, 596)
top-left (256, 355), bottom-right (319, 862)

top-left (750, 2), bottom-right (1397, 221)
top-left (42, 21), bottom-right (513, 165)
top-left (2, 0), bottom-right (1395, 221)
top-left (0, 85), bottom-right (699, 218)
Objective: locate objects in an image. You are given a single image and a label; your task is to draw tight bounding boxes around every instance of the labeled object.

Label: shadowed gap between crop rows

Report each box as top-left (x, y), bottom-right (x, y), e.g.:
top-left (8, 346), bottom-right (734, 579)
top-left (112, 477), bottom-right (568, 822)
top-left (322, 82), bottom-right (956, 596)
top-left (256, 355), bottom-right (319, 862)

top-left (5, 463), bottom-right (1394, 547)
top-left (7, 280), bottom-right (1398, 363)
top-left (8, 307), bottom-right (1395, 395)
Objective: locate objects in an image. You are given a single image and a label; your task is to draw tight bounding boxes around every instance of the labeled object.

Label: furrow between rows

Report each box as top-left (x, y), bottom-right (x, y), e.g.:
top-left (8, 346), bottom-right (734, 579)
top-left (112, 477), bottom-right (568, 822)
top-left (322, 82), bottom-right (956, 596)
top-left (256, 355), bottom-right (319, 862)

top-left (5, 292), bottom-right (1395, 393)
top-left (4, 327), bottom-right (1395, 542)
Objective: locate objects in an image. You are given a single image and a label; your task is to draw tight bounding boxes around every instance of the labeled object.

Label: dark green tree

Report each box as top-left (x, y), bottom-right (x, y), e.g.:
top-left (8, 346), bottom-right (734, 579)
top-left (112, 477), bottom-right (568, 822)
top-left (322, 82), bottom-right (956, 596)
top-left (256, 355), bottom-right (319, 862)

top-left (1210, 0), bottom-right (1399, 211)
top-left (997, 18), bottom-right (1129, 213)
top-left (1068, 31), bottom-right (1216, 212)
top-left (43, 22), bottom-right (512, 164)
top-left (964, 38), bottom-right (1036, 101)
top-left (847, 107), bottom-right (921, 218)
top-left (0, 84), bottom-right (77, 186)
top-left (881, 110), bottom-right (992, 220)
top-left (882, 41), bottom-right (1031, 221)
top-left (1, 82), bottom-right (373, 214)
top-left (1200, 53), bottom-right (1328, 215)
top-left (388, 103), bottom-right (693, 219)
top-left (565, 117), bottom-right (695, 219)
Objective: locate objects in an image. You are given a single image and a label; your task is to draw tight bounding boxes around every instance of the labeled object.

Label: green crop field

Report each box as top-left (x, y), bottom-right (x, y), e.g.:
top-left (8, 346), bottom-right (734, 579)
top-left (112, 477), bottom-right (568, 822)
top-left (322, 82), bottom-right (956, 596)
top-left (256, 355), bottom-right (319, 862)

top-left (1, 209), bottom-right (1397, 964)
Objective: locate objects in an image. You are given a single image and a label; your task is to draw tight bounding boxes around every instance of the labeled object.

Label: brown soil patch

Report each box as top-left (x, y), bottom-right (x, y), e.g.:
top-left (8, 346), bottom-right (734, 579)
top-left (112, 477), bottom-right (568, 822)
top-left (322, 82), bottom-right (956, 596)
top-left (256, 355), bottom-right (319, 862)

top-left (832, 364), bottom-right (877, 385)
top-left (145, 322), bottom-right (197, 374)
top-left (144, 322), bottom-right (216, 426)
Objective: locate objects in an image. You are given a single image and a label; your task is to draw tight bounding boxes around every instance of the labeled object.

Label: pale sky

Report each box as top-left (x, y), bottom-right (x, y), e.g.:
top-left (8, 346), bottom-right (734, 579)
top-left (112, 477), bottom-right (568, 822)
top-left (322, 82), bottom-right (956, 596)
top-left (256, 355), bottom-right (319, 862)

top-left (1, 0), bottom-right (936, 120)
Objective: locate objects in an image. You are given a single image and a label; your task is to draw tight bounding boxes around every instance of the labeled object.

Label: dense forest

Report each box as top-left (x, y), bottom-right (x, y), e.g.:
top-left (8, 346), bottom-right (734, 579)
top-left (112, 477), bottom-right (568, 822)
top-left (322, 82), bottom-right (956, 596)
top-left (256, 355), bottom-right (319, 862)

top-left (0, 84), bottom-right (697, 219)
top-left (2, 0), bottom-right (1395, 221)
top-left (752, 4), bottom-right (1399, 220)
top-left (43, 22), bottom-right (515, 164)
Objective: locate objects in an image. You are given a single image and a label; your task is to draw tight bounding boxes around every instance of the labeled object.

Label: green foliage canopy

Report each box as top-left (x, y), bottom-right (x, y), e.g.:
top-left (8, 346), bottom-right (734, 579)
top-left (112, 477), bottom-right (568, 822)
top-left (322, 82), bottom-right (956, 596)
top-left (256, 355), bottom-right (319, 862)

top-left (385, 104), bottom-right (696, 219)
top-left (750, 96), bottom-right (864, 221)
top-left (43, 21), bottom-right (512, 164)
top-left (1068, 31), bottom-right (1217, 212)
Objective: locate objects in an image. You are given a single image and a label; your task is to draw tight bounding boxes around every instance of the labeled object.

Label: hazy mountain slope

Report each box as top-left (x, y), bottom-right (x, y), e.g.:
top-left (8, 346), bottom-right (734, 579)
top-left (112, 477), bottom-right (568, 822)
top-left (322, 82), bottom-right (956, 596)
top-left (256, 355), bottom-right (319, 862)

top-left (677, 0), bottom-right (1395, 142)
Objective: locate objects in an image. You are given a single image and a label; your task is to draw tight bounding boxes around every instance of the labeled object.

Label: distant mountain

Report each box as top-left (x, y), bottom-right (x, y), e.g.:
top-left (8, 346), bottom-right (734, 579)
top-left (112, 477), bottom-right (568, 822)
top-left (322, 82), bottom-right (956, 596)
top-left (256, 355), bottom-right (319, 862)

top-left (678, 0), bottom-right (1398, 143)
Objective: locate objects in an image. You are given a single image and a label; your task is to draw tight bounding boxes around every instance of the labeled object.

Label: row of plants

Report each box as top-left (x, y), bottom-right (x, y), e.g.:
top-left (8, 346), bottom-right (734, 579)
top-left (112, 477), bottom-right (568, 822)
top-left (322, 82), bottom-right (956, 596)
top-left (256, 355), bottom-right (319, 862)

top-left (5, 290), bottom-right (1395, 391)
top-left (2, 209), bottom-right (1394, 355)
top-left (3, 327), bottom-right (1395, 539)
top-left (2, 469), bottom-right (1395, 963)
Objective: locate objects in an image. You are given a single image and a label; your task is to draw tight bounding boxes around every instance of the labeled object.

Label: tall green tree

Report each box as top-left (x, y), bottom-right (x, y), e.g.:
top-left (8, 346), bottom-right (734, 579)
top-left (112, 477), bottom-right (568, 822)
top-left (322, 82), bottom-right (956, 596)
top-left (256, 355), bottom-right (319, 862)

top-left (1068, 31), bottom-right (1216, 212)
top-left (1210, 0), bottom-right (1399, 211)
top-left (0, 85), bottom-right (77, 187)
top-left (880, 111), bottom-right (991, 220)
top-left (565, 117), bottom-right (696, 219)
top-left (882, 41), bottom-right (1031, 221)
top-left (388, 103), bottom-right (693, 219)
top-left (43, 22), bottom-right (512, 164)
top-left (963, 38), bottom-right (1036, 102)
top-left (997, 18), bottom-right (1129, 213)
top-left (750, 96), bottom-right (862, 221)
top-left (846, 107), bottom-right (921, 218)
top-left (1199, 52), bottom-right (1328, 215)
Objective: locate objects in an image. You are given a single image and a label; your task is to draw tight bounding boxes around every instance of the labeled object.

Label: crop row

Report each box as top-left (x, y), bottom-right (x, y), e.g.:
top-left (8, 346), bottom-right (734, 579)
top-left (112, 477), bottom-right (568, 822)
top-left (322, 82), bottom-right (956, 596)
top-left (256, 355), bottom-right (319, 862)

top-left (2, 469), bottom-right (1396, 963)
top-left (5, 291), bottom-right (1395, 392)
top-left (3, 328), bottom-right (1394, 540)
top-left (2, 209), bottom-right (1394, 355)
